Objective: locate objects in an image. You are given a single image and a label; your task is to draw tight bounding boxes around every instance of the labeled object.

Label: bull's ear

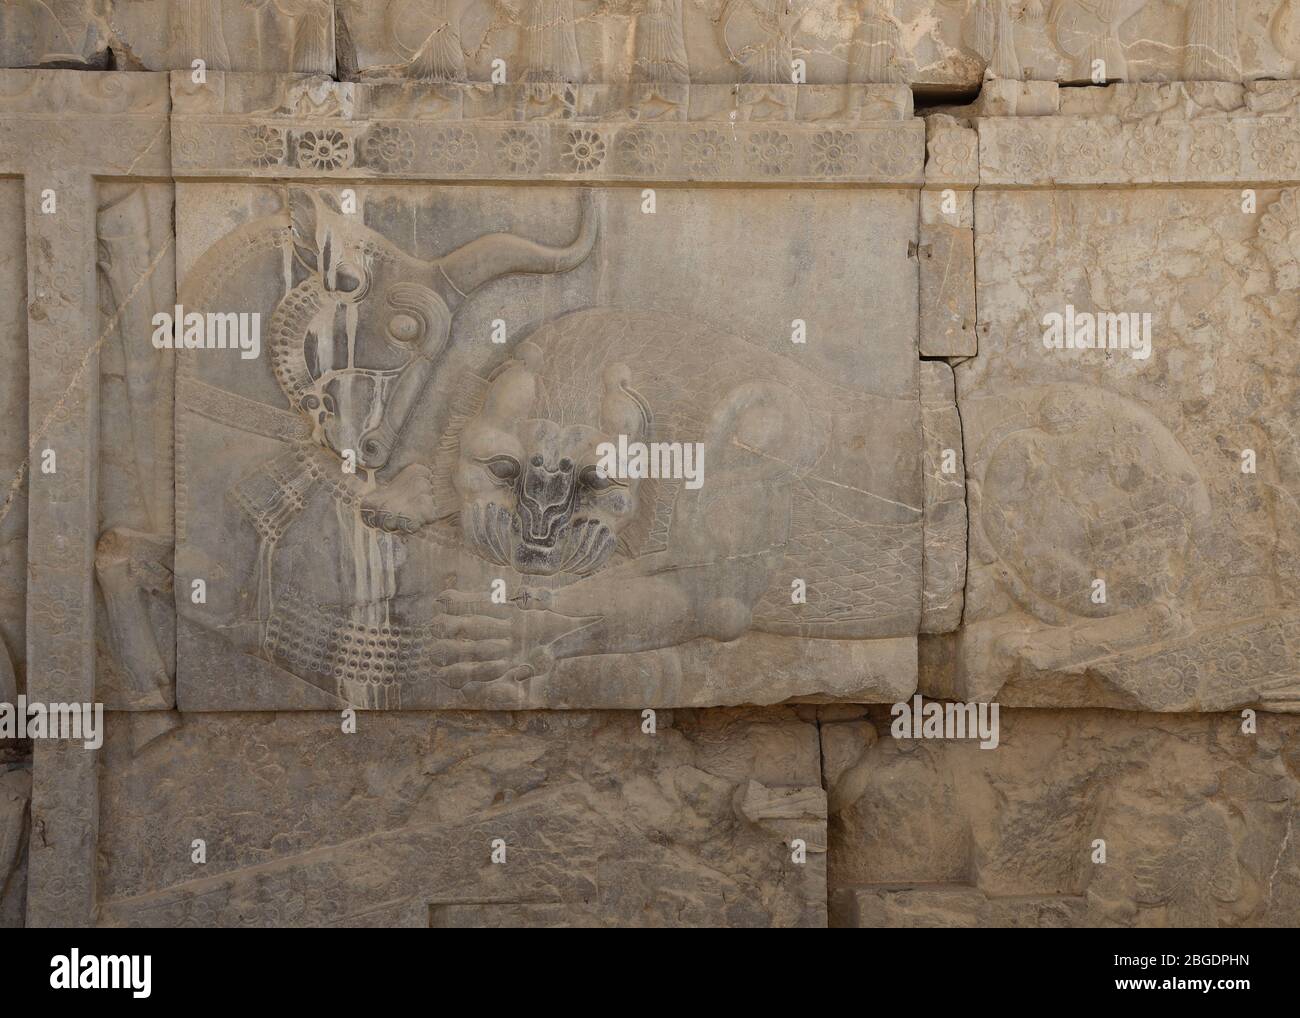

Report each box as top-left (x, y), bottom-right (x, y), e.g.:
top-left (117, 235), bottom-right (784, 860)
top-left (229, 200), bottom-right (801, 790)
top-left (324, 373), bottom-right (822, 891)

top-left (288, 188), bottom-right (344, 276)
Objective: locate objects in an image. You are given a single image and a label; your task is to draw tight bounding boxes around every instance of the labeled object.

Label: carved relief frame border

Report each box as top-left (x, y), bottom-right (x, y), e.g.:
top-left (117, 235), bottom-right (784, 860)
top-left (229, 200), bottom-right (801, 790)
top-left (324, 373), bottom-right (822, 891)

top-left (0, 70), bottom-right (172, 927)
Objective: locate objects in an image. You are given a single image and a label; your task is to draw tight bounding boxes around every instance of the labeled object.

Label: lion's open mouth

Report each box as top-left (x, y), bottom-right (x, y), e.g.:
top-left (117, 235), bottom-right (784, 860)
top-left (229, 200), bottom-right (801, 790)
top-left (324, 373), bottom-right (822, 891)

top-left (464, 503), bottom-right (616, 577)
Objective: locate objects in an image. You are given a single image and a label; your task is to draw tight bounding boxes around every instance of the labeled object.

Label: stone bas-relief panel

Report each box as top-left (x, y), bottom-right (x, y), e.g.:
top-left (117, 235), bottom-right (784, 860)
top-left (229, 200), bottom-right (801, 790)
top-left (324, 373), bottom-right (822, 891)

top-left (0, 179), bottom-right (27, 703)
top-left (336, 1), bottom-right (1300, 90)
top-left (8, 49), bottom-right (1300, 933)
top-left (174, 181), bottom-right (923, 710)
top-left (0, 1), bottom-right (333, 73)
top-left (335, 0), bottom-right (966, 86)
top-left (95, 182), bottom-right (178, 712)
top-left (6, 2), bottom-right (1298, 90)
top-left (0, 763), bottom-right (29, 928)
top-left (927, 183), bottom-right (1300, 713)
top-left (166, 73), bottom-right (925, 184)
top-left (825, 708), bottom-right (1300, 927)
top-left (0, 178), bottom-right (29, 930)
top-left (94, 707), bottom-right (826, 926)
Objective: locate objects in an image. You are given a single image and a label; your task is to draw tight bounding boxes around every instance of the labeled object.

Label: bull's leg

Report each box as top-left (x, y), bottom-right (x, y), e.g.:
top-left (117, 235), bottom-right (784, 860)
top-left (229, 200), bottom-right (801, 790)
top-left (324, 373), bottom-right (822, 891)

top-left (95, 527), bottom-right (174, 709)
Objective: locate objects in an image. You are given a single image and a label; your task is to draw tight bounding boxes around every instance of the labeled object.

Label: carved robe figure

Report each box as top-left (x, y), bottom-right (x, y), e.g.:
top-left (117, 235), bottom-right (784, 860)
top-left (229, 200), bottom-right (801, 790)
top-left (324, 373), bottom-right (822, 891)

top-left (632, 0), bottom-right (690, 83)
top-left (385, 0), bottom-right (469, 80)
top-left (1047, 0), bottom-right (1148, 81)
top-left (720, 0), bottom-right (805, 83)
top-left (511, 0), bottom-right (584, 82)
top-left (849, 0), bottom-right (906, 84)
top-left (1184, 0), bottom-right (1240, 81)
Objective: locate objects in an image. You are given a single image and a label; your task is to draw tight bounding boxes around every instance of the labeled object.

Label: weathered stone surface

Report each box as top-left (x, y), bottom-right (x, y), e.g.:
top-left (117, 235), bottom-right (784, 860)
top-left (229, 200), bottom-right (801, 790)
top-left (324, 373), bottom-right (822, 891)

top-left (826, 708), bottom-right (1300, 927)
top-left (920, 118), bottom-right (978, 357)
top-left (0, 70), bottom-right (172, 928)
top-left (96, 182), bottom-right (178, 711)
top-left (918, 220), bottom-right (977, 356)
top-left (335, 0), bottom-right (972, 86)
top-left (0, 179), bottom-right (27, 699)
top-left (0, 2), bottom-right (333, 73)
top-left (920, 362), bottom-right (966, 633)
top-left (168, 74), bottom-right (923, 183)
top-left (3, 10), bottom-right (1300, 929)
top-left (940, 167), bottom-right (1300, 712)
top-left (95, 707), bottom-right (826, 926)
top-left (336, 1), bottom-right (1300, 90)
top-left (165, 72), bottom-right (925, 711)
top-left (107, 0), bottom-right (334, 74)
top-left (0, 3), bottom-right (110, 69)
top-left (0, 765), bottom-right (30, 929)
top-left (2, 2), bottom-right (1295, 89)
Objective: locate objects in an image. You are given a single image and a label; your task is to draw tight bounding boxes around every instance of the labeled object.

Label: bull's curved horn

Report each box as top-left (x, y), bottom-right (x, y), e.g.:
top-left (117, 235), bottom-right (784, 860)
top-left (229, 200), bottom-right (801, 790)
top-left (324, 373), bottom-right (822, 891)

top-left (433, 191), bottom-right (597, 308)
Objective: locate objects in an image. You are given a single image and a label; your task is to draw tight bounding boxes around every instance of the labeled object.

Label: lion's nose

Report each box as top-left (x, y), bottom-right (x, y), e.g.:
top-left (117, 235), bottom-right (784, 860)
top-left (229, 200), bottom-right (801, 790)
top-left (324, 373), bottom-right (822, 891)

top-left (518, 458), bottom-right (576, 544)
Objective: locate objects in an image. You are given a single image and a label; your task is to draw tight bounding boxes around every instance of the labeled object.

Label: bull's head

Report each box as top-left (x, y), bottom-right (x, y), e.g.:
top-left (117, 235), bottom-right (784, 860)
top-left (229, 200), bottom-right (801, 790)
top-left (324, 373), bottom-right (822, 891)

top-left (268, 189), bottom-right (598, 472)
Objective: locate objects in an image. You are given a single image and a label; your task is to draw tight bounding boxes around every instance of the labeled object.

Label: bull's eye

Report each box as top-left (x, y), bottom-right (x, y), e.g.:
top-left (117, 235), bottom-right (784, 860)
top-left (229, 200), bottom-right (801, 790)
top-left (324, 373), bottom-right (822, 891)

top-left (485, 456), bottom-right (520, 483)
top-left (580, 465), bottom-right (615, 491)
top-left (387, 313), bottom-right (420, 344)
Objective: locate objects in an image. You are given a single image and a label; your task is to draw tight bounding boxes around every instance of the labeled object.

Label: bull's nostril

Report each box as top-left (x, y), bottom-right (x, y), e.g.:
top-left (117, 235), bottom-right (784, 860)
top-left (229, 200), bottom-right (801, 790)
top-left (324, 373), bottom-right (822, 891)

top-left (531, 455), bottom-right (543, 467)
top-left (559, 458), bottom-right (572, 471)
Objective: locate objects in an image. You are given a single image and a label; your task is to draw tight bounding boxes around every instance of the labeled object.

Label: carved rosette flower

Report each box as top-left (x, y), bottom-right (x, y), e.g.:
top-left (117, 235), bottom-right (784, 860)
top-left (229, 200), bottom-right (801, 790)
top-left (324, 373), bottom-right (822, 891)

top-left (430, 127), bottom-right (479, 173)
top-left (1150, 652), bottom-right (1201, 706)
top-left (927, 129), bottom-right (977, 180)
top-left (31, 593), bottom-right (75, 636)
top-left (1187, 122), bottom-right (1238, 176)
top-left (1255, 188), bottom-right (1300, 293)
top-left (746, 130), bottom-right (793, 176)
top-left (297, 129), bottom-right (353, 171)
top-left (562, 129), bottom-right (607, 173)
top-left (1055, 122), bottom-right (1111, 179)
top-left (172, 125), bottom-right (206, 165)
top-left (683, 129), bottom-right (733, 176)
top-left (811, 130), bottom-right (861, 177)
top-left (360, 126), bottom-right (414, 172)
top-left (999, 129), bottom-right (1048, 180)
top-left (498, 128), bottom-right (541, 173)
top-left (1251, 124), bottom-right (1300, 175)
top-left (29, 124), bottom-right (79, 165)
top-left (235, 125), bottom-right (286, 168)
top-left (616, 128), bottom-right (668, 175)
top-left (867, 132), bottom-right (912, 177)
top-left (33, 265), bottom-right (81, 308)
top-left (1122, 123), bottom-right (1182, 177)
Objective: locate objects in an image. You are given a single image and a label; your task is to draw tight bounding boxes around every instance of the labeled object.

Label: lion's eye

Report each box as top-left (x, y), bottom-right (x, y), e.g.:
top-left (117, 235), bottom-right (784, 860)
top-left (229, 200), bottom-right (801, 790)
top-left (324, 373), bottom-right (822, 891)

top-left (486, 457), bottom-right (520, 482)
top-left (580, 465), bottom-right (614, 491)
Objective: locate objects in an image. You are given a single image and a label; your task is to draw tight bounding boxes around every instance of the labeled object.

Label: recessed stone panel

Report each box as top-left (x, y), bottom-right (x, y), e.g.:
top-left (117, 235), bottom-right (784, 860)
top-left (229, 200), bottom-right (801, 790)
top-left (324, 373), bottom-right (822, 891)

top-left (944, 180), bottom-right (1300, 712)
top-left (95, 707), bottom-right (826, 927)
top-left (172, 177), bottom-right (924, 709)
top-left (825, 708), bottom-right (1300, 928)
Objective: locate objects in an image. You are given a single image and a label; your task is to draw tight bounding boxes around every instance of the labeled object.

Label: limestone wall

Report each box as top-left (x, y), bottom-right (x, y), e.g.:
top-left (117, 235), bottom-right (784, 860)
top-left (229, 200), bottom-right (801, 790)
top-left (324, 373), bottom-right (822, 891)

top-left (0, 1), bottom-right (1296, 928)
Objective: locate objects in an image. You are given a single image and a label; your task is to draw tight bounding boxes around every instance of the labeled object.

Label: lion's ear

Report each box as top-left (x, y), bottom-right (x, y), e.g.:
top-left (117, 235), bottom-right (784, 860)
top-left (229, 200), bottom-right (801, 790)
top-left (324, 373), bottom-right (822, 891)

top-left (477, 341), bottom-right (542, 425)
top-left (601, 363), bottom-right (651, 442)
